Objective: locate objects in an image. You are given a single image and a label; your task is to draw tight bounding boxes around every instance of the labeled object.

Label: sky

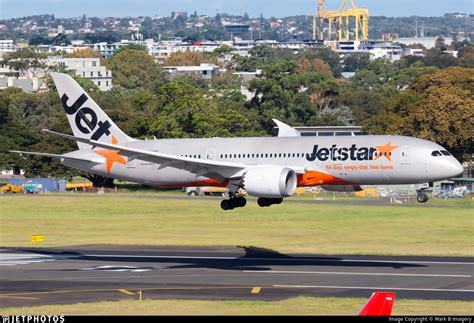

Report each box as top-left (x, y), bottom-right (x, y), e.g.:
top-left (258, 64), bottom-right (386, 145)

top-left (0, 0), bottom-right (472, 19)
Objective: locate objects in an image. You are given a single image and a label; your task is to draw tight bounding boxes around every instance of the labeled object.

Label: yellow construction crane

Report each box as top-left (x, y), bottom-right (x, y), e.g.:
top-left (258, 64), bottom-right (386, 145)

top-left (312, 0), bottom-right (369, 41)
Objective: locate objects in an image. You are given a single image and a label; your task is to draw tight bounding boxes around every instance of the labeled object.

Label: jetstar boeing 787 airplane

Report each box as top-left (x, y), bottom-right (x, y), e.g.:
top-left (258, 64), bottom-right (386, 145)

top-left (12, 73), bottom-right (464, 210)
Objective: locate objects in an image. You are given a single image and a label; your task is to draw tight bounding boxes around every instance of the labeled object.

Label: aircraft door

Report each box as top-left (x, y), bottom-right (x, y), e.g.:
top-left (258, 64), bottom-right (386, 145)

top-left (206, 149), bottom-right (217, 160)
top-left (400, 147), bottom-right (412, 165)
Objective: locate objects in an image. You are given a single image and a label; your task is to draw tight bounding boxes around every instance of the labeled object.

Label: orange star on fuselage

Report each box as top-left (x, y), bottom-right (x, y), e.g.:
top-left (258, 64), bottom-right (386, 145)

top-left (374, 142), bottom-right (399, 162)
top-left (93, 135), bottom-right (127, 173)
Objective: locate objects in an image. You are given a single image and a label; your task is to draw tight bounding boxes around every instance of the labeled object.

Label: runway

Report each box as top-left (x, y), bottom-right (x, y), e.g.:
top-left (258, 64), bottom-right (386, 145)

top-left (1, 245), bottom-right (473, 308)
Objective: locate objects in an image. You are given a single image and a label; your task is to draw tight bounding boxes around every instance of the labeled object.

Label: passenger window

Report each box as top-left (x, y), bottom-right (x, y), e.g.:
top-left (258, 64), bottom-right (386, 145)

top-left (431, 151), bottom-right (442, 157)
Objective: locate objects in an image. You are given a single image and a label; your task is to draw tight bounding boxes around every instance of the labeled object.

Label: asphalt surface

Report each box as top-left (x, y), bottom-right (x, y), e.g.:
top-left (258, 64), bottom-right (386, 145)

top-left (1, 245), bottom-right (473, 308)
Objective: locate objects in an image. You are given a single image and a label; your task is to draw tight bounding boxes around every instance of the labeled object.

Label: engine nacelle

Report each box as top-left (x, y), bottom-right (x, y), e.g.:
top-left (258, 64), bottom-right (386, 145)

top-left (243, 166), bottom-right (297, 198)
top-left (322, 185), bottom-right (367, 192)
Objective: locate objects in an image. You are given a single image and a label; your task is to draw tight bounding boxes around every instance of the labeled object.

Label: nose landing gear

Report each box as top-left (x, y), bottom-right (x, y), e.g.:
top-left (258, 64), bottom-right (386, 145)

top-left (416, 183), bottom-right (430, 203)
top-left (416, 192), bottom-right (429, 203)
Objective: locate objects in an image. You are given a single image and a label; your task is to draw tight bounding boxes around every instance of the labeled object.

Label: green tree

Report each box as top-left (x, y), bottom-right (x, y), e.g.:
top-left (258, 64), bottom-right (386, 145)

top-left (365, 67), bottom-right (474, 161)
top-left (343, 52), bottom-right (371, 72)
top-left (107, 49), bottom-right (166, 91)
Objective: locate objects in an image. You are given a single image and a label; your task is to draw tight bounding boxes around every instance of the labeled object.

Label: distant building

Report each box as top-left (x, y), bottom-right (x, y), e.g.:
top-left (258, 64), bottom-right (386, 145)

top-left (292, 126), bottom-right (367, 137)
top-left (224, 24), bottom-right (251, 38)
top-left (0, 40), bottom-right (19, 58)
top-left (394, 36), bottom-right (454, 50)
top-left (47, 57), bottom-right (113, 91)
top-left (171, 12), bottom-right (188, 20)
top-left (328, 40), bottom-right (403, 62)
top-left (164, 63), bottom-right (221, 79)
top-left (403, 47), bottom-right (426, 57)
top-left (0, 77), bottom-right (47, 93)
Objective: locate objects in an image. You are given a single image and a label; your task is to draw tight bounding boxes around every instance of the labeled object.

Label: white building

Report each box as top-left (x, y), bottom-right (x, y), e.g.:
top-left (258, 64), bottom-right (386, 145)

top-left (0, 40), bottom-right (19, 58)
top-left (394, 36), bottom-right (455, 50)
top-left (47, 57), bottom-right (113, 91)
top-left (330, 40), bottom-right (403, 62)
top-left (164, 63), bottom-right (221, 79)
top-left (0, 77), bottom-right (47, 93)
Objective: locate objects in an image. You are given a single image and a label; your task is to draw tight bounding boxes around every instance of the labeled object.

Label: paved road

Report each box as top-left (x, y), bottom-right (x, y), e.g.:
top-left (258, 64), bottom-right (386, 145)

top-left (1, 245), bottom-right (473, 308)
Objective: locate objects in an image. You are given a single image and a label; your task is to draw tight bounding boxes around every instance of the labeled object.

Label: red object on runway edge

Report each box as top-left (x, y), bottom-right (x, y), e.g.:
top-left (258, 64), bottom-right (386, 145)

top-left (359, 292), bottom-right (396, 316)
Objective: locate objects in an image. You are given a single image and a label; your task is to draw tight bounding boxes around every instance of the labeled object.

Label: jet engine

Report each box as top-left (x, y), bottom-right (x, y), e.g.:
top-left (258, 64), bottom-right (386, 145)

top-left (243, 166), bottom-right (297, 198)
top-left (322, 185), bottom-right (366, 192)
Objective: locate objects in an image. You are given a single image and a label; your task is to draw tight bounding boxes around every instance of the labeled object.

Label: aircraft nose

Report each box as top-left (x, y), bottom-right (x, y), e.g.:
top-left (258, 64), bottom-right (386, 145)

top-left (451, 159), bottom-right (464, 178)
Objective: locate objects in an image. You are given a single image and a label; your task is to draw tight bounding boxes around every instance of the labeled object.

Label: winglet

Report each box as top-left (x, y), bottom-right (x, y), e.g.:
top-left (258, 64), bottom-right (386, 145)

top-left (359, 292), bottom-right (396, 316)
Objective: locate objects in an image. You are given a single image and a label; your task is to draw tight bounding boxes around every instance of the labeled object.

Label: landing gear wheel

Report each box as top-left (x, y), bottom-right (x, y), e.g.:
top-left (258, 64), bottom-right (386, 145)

top-left (257, 198), bottom-right (271, 207)
top-left (235, 197), bottom-right (247, 208)
top-left (221, 199), bottom-right (234, 211)
top-left (274, 198), bottom-right (283, 205)
top-left (417, 193), bottom-right (429, 203)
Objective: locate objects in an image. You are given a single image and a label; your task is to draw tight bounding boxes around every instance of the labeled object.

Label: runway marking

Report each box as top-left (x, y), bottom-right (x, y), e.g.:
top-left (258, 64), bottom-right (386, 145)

top-left (0, 286), bottom-right (265, 298)
top-left (81, 265), bottom-right (160, 272)
top-left (0, 253), bottom-right (79, 266)
top-left (274, 285), bottom-right (474, 293)
top-left (82, 254), bottom-right (474, 265)
top-left (244, 270), bottom-right (472, 278)
top-left (117, 289), bottom-right (136, 296)
top-left (1, 284), bottom-right (473, 299)
top-left (251, 287), bottom-right (261, 294)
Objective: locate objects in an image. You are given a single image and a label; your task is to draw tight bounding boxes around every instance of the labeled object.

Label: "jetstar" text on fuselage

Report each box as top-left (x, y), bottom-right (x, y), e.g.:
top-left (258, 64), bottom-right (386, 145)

top-left (306, 144), bottom-right (388, 162)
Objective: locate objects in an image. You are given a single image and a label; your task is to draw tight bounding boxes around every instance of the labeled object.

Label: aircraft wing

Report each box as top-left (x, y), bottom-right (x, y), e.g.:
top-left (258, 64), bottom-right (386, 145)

top-left (359, 292), bottom-right (396, 316)
top-left (42, 130), bottom-right (253, 181)
top-left (10, 151), bottom-right (104, 164)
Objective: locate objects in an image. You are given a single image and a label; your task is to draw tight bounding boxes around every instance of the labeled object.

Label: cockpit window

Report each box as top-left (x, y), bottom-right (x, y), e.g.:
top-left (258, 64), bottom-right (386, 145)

top-left (440, 150), bottom-right (452, 156)
top-left (431, 151), bottom-right (442, 157)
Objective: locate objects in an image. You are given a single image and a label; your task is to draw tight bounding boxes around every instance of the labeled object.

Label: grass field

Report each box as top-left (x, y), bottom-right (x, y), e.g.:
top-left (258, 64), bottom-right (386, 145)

top-left (2, 297), bottom-right (473, 315)
top-left (0, 194), bottom-right (473, 256)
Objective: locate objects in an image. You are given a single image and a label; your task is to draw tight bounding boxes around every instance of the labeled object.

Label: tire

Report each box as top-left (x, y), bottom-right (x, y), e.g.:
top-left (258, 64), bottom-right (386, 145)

top-left (273, 198), bottom-right (283, 205)
top-left (235, 197), bottom-right (247, 208)
top-left (221, 200), bottom-right (234, 211)
top-left (257, 198), bottom-right (270, 208)
top-left (417, 193), bottom-right (429, 203)
top-left (189, 191), bottom-right (197, 197)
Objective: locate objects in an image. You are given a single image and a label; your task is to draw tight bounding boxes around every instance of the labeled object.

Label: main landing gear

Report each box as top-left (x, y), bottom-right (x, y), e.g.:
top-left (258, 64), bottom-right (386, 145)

top-left (221, 197), bottom-right (247, 210)
top-left (258, 198), bottom-right (283, 208)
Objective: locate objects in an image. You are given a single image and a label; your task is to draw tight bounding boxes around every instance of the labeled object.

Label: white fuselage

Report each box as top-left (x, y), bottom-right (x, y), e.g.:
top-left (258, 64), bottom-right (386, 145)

top-left (62, 135), bottom-right (463, 188)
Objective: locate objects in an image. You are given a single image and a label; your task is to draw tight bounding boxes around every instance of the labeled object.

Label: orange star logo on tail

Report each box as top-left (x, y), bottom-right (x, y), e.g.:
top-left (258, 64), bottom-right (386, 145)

top-left (93, 135), bottom-right (128, 173)
top-left (374, 142), bottom-right (399, 162)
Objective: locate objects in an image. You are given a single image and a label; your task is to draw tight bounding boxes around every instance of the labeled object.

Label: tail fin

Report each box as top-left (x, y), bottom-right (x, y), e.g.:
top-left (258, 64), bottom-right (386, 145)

top-left (51, 72), bottom-right (134, 149)
top-left (359, 292), bottom-right (395, 316)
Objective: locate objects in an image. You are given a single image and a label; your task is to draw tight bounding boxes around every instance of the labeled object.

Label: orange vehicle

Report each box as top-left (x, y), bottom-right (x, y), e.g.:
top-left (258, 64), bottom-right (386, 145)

top-left (1, 184), bottom-right (24, 194)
